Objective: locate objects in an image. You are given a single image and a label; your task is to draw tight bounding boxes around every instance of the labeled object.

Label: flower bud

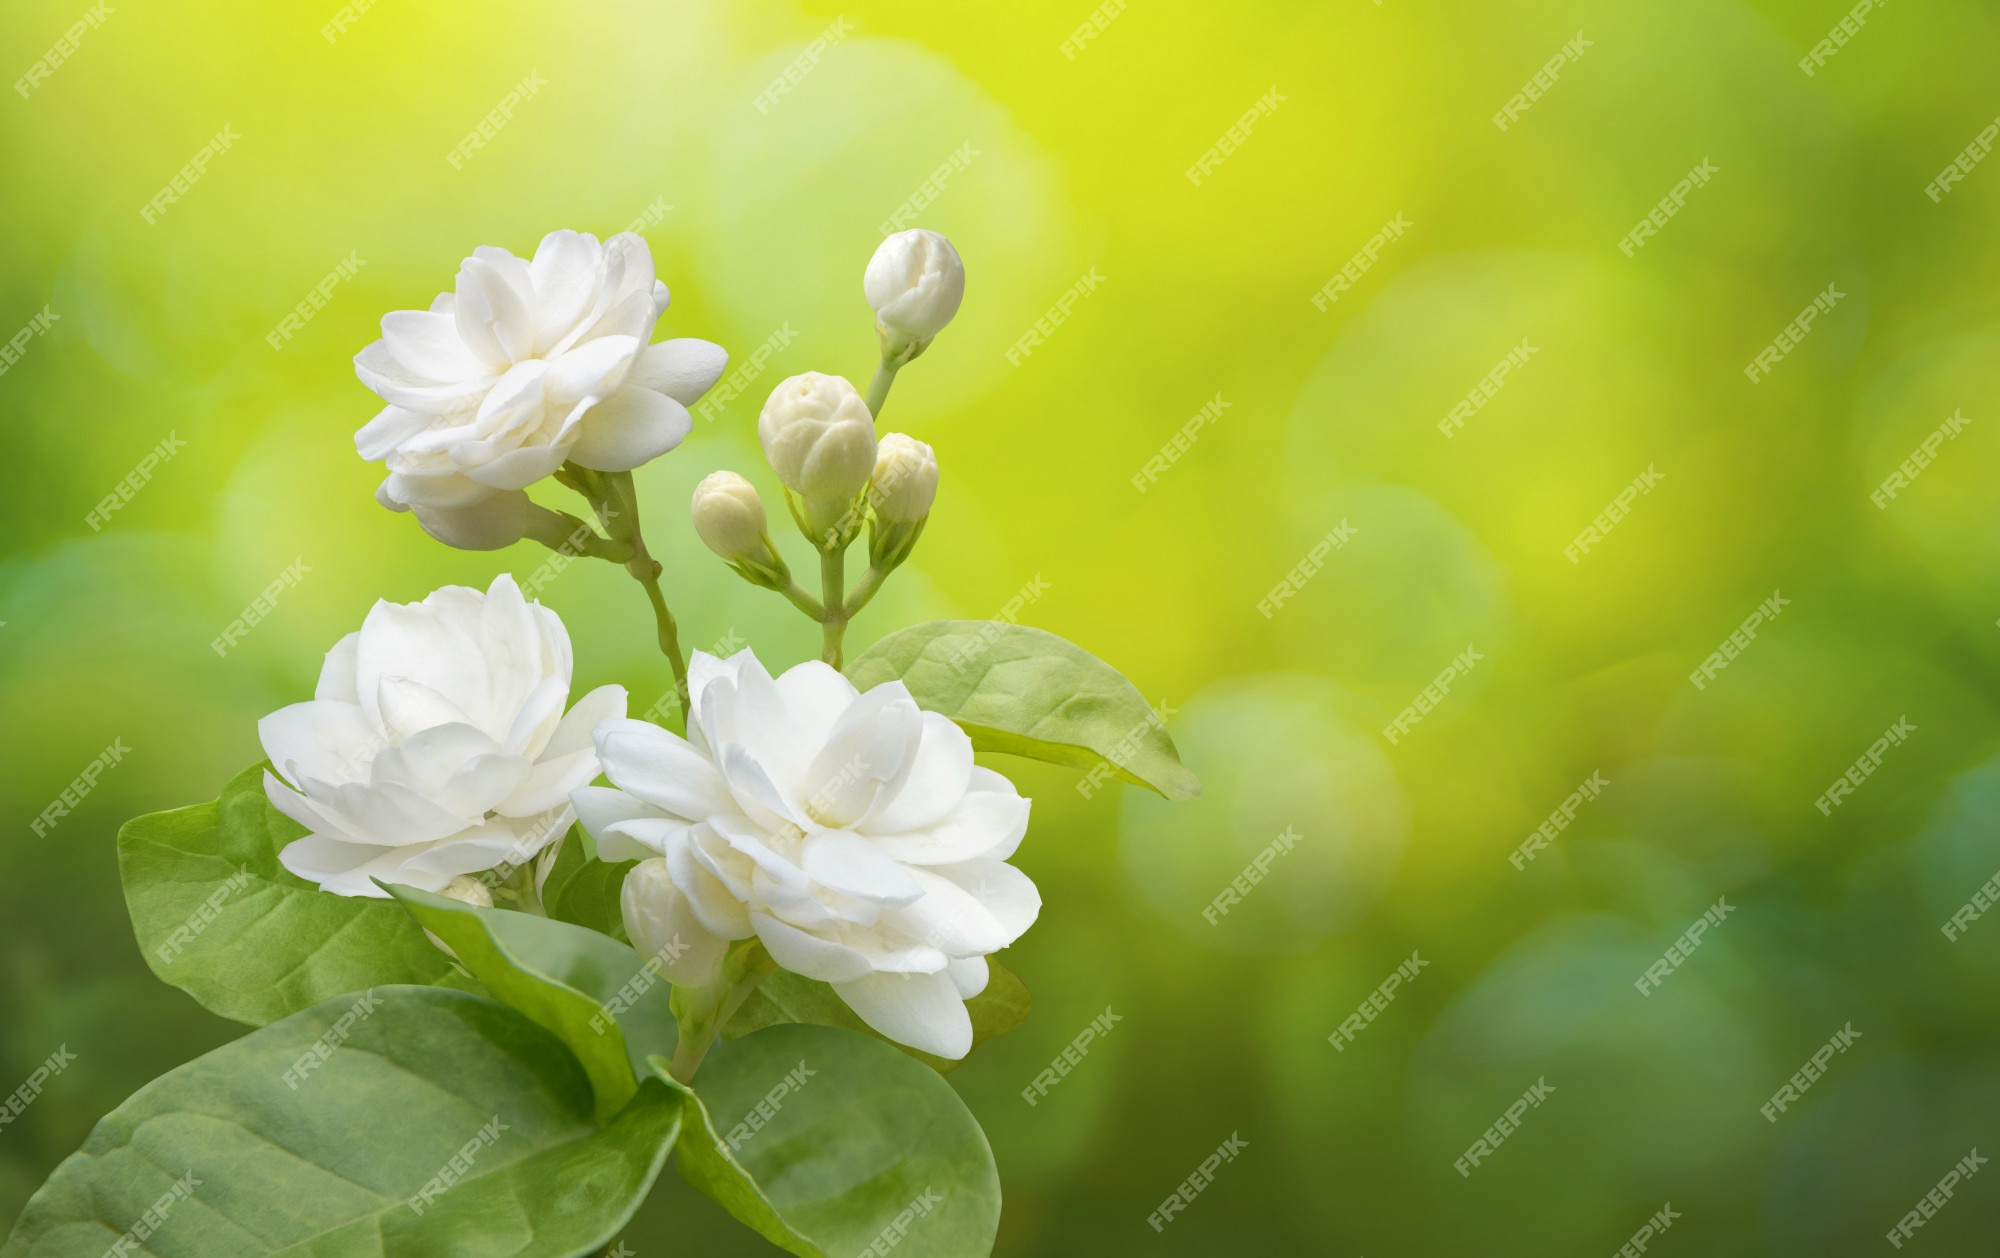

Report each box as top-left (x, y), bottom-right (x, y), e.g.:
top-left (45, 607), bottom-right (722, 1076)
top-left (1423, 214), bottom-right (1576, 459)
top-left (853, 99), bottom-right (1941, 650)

top-left (758, 372), bottom-right (878, 543)
top-left (622, 858), bottom-right (728, 989)
top-left (690, 472), bottom-right (769, 562)
top-left (865, 230), bottom-right (964, 358)
top-left (870, 434), bottom-right (938, 524)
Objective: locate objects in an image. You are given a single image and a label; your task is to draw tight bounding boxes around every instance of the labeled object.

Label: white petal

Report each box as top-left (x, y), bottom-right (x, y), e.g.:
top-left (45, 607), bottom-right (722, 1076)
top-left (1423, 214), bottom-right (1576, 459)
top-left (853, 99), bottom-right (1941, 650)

top-left (315, 633), bottom-right (361, 704)
top-left (751, 911), bottom-right (874, 983)
top-left (464, 442), bottom-right (570, 491)
top-left (566, 385), bottom-right (692, 473)
top-left (595, 718), bottom-right (736, 819)
top-left (501, 676), bottom-right (570, 760)
top-left (668, 826), bottom-right (756, 938)
top-left (410, 490), bottom-right (549, 552)
top-left (622, 858), bottom-right (729, 985)
top-left (259, 700), bottom-right (378, 789)
top-left (861, 712), bottom-right (970, 833)
top-left (799, 832), bottom-right (924, 907)
top-left (868, 772), bottom-right (1031, 866)
top-left (497, 744), bottom-right (601, 817)
top-left (381, 309), bottom-right (490, 382)
top-left (457, 253), bottom-right (535, 366)
top-left (356, 405), bottom-right (436, 461)
top-left (528, 230), bottom-right (604, 352)
top-left (571, 785), bottom-right (671, 858)
top-left (626, 338), bottom-right (728, 405)
top-left (832, 969), bottom-right (972, 1058)
top-left (543, 683), bottom-right (627, 760)
top-left (545, 335), bottom-right (640, 406)
top-left (946, 956), bottom-right (989, 998)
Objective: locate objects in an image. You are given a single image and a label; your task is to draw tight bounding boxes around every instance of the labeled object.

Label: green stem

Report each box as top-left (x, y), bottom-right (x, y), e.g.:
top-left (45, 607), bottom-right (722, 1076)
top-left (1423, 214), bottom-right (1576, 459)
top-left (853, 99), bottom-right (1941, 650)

top-left (845, 563), bottom-right (888, 619)
top-left (778, 578), bottom-right (826, 621)
top-left (667, 942), bottom-right (775, 1083)
top-left (865, 358), bottom-right (899, 418)
top-left (820, 546), bottom-right (848, 667)
top-left (600, 470), bottom-right (690, 710)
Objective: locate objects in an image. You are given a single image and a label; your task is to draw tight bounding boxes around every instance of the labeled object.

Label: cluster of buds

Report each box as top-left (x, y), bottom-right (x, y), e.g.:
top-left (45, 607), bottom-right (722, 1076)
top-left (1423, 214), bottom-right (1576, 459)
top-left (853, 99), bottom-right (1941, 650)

top-left (690, 229), bottom-right (959, 666)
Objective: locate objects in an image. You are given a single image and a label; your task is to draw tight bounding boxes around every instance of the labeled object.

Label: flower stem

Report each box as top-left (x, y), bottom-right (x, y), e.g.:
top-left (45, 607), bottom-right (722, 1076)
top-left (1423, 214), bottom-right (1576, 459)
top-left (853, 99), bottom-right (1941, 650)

top-left (820, 545), bottom-right (848, 668)
top-left (666, 941), bottom-right (775, 1083)
top-left (865, 358), bottom-right (899, 418)
top-left (601, 470), bottom-right (690, 710)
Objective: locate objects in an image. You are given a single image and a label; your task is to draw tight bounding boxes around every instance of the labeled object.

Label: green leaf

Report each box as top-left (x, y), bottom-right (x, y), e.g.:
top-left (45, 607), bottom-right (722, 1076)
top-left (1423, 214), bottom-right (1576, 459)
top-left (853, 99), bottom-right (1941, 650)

top-left (1, 986), bottom-right (680, 1258)
top-left (118, 761), bottom-right (479, 1027)
top-left (658, 1021), bottom-right (1001, 1257)
top-left (385, 884), bottom-right (678, 1124)
top-left (846, 620), bottom-right (1201, 801)
top-left (723, 955), bottom-right (1031, 1075)
top-left (541, 827), bottom-right (637, 944)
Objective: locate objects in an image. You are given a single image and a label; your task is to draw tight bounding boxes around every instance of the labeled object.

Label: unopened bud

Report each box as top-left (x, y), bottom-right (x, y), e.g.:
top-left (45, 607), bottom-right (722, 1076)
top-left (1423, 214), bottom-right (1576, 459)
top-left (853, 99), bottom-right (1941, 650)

top-left (691, 472), bottom-right (771, 563)
top-left (759, 372), bottom-right (878, 542)
top-left (870, 434), bottom-right (938, 524)
top-left (865, 230), bottom-right (964, 359)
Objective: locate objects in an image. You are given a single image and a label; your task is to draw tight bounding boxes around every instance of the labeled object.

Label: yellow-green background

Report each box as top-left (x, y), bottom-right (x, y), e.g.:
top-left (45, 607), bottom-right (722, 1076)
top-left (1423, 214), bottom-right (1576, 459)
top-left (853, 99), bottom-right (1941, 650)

top-left (6, 0), bottom-right (2000, 1253)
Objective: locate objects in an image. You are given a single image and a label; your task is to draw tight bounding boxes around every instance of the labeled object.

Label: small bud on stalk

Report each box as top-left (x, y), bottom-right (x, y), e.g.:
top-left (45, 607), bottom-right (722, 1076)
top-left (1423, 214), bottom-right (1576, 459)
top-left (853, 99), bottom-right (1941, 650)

top-left (758, 372), bottom-right (878, 548)
top-left (691, 471), bottom-right (791, 588)
top-left (868, 433), bottom-right (938, 570)
top-left (865, 229), bottom-right (964, 364)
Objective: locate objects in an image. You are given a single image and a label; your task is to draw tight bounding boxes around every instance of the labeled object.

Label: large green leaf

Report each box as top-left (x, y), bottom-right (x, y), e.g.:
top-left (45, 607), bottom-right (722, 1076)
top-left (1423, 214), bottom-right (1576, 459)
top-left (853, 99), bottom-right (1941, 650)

top-left (540, 827), bottom-right (636, 944)
top-left (723, 956), bottom-right (1031, 1075)
top-left (659, 1021), bottom-right (1002, 1257)
top-left (119, 762), bottom-right (479, 1026)
top-left (846, 620), bottom-right (1201, 800)
top-left (1, 986), bottom-right (679, 1258)
top-left (386, 885), bottom-right (677, 1124)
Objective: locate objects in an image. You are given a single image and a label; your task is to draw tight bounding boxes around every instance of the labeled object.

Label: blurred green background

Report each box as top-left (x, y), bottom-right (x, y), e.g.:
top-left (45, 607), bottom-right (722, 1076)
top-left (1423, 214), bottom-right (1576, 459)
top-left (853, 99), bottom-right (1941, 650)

top-left (6, 0), bottom-right (2000, 1253)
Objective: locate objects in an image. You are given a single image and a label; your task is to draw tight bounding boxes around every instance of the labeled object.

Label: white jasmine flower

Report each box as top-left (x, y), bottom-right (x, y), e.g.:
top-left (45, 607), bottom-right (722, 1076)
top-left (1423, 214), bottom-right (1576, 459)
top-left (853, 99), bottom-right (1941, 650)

top-left (262, 574), bottom-right (625, 897)
top-left (354, 229), bottom-right (728, 544)
top-left (579, 648), bottom-right (1038, 1058)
